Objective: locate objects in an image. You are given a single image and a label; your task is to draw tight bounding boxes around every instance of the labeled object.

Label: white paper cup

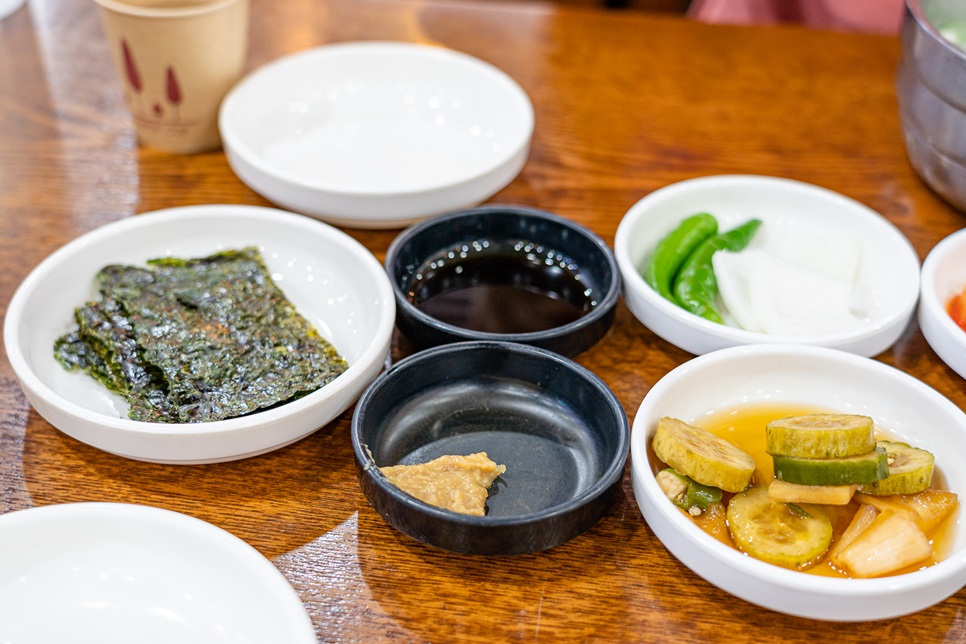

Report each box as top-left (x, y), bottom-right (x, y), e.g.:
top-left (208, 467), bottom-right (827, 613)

top-left (95, 0), bottom-right (250, 154)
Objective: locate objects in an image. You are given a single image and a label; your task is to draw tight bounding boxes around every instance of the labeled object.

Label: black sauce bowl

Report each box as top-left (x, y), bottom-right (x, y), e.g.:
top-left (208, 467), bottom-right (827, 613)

top-left (385, 205), bottom-right (620, 357)
top-left (351, 341), bottom-right (630, 555)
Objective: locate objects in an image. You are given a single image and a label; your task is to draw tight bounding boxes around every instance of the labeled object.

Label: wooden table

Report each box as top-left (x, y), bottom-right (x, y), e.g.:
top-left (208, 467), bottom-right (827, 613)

top-left (2, 0), bottom-right (964, 640)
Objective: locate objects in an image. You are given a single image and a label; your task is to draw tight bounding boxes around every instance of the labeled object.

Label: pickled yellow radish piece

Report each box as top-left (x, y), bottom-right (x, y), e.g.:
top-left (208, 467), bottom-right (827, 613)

top-left (651, 417), bottom-right (755, 493)
top-left (828, 503), bottom-right (878, 569)
top-left (727, 486), bottom-right (832, 570)
top-left (766, 414), bottom-right (875, 459)
top-left (854, 490), bottom-right (959, 534)
top-left (767, 479), bottom-right (858, 506)
top-left (833, 510), bottom-right (932, 578)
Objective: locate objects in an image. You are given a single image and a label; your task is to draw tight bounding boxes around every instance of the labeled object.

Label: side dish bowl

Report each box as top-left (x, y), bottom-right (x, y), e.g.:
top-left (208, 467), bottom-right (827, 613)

top-left (630, 343), bottom-right (966, 621)
top-left (0, 503), bottom-right (316, 643)
top-left (614, 175), bottom-right (920, 357)
top-left (219, 41), bottom-right (534, 229)
top-left (352, 341), bottom-right (629, 555)
top-left (4, 205), bottom-right (395, 464)
top-left (385, 205), bottom-right (621, 357)
top-left (920, 227), bottom-right (966, 380)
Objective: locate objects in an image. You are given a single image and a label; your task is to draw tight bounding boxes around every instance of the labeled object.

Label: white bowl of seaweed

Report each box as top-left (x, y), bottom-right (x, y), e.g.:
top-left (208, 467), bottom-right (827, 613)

top-left (4, 205), bottom-right (395, 464)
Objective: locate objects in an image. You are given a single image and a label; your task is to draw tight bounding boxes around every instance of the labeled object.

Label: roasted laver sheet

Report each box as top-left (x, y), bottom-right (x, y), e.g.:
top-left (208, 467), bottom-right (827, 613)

top-left (54, 247), bottom-right (348, 423)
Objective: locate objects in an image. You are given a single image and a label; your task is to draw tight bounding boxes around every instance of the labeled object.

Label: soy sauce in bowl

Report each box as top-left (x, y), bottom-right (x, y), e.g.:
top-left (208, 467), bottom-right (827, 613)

top-left (386, 205), bottom-right (620, 357)
top-left (409, 239), bottom-right (594, 334)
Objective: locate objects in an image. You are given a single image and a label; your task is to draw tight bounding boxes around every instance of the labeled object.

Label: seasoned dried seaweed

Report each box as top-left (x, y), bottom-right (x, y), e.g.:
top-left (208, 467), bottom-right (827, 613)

top-left (54, 247), bottom-right (347, 423)
top-left (54, 296), bottom-right (173, 420)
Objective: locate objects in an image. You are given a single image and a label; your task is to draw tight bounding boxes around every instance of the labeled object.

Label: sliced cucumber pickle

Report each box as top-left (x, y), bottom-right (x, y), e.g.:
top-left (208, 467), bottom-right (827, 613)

top-left (726, 486), bottom-right (833, 569)
top-left (773, 447), bottom-right (888, 486)
top-left (766, 414), bottom-right (875, 458)
top-left (652, 417), bottom-right (755, 493)
top-left (765, 414), bottom-right (875, 458)
top-left (859, 441), bottom-right (935, 496)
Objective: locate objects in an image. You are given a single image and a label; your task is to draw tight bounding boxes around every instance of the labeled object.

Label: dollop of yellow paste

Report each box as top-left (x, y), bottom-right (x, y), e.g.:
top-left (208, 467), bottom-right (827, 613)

top-left (380, 452), bottom-right (506, 516)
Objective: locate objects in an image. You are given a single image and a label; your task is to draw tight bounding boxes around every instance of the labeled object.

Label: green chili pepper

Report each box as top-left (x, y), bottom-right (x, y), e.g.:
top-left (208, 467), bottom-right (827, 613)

top-left (643, 213), bottom-right (718, 303)
top-left (672, 218), bottom-right (762, 324)
top-left (686, 477), bottom-right (723, 510)
top-left (656, 468), bottom-right (723, 511)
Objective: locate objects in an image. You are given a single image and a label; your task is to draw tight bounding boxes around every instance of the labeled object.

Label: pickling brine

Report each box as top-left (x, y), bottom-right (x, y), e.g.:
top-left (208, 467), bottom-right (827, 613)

top-left (650, 403), bottom-right (959, 578)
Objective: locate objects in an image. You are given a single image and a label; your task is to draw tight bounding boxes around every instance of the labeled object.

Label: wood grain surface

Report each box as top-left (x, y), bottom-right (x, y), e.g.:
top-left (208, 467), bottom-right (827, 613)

top-left (1, 0), bottom-right (964, 641)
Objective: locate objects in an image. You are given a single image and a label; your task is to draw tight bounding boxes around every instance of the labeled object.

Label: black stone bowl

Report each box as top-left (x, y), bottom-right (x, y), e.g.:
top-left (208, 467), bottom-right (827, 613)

top-left (351, 341), bottom-right (629, 555)
top-left (385, 205), bottom-right (620, 357)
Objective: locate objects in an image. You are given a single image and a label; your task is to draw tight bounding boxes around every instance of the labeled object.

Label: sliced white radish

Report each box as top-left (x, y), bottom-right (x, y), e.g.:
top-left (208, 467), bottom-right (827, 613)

top-left (765, 232), bottom-right (862, 283)
top-left (748, 252), bottom-right (865, 336)
top-left (713, 249), bottom-right (764, 332)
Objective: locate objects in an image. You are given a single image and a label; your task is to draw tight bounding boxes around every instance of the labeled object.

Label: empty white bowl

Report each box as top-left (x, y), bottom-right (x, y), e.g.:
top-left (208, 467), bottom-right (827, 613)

top-left (631, 343), bottom-right (966, 621)
top-left (3, 205), bottom-right (395, 463)
top-left (614, 175), bottom-right (920, 356)
top-left (920, 227), bottom-right (966, 379)
top-left (219, 41), bottom-right (534, 229)
top-left (0, 503), bottom-right (316, 643)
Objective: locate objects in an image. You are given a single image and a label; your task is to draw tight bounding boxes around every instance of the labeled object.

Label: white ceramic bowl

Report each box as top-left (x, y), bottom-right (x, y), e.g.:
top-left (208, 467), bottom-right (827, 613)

top-left (630, 343), bottom-right (966, 621)
top-left (920, 227), bottom-right (966, 380)
top-left (0, 503), bottom-right (316, 643)
top-left (219, 41), bottom-right (534, 229)
top-left (614, 175), bottom-right (920, 357)
top-left (4, 205), bottom-right (395, 464)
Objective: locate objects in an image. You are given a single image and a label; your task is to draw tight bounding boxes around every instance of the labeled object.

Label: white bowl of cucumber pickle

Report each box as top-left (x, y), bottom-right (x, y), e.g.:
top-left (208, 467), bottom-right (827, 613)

top-left (630, 343), bottom-right (966, 622)
top-left (614, 175), bottom-right (920, 357)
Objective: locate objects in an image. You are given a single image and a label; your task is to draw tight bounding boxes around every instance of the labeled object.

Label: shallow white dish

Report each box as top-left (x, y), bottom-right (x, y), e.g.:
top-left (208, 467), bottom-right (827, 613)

top-left (4, 205), bottom-right (395, 463)
top-left (631, 343), bottom-right (966, 622)
top-left (614, 175), bottom-right (920, 356)
top-left (920, 227), bottom-right (966, 380)
top-left (0, 503), bottom-right (316, 643)
top-left (219, 41), bottom-right (534, 229)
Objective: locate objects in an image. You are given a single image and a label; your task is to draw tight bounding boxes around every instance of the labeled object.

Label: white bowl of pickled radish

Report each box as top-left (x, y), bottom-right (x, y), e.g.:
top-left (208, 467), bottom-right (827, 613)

top-left (615, 175), bottom-right (920, 357)
top-left (630, 343), bottom-right (966, 622)
top-left (920, 227), bottom-right (966, 381)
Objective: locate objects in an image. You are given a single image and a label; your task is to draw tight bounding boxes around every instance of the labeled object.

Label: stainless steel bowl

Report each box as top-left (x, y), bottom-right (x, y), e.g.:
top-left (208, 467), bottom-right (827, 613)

top-left (897, 0), bottom-right (966, 211)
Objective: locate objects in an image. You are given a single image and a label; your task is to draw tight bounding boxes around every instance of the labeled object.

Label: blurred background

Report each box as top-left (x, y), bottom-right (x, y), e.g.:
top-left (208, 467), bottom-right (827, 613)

top-left (491, 0), bottom-right (906, 35)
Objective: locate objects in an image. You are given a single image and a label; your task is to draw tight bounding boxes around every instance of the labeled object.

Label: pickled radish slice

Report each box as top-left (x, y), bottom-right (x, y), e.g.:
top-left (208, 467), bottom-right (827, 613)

top-left (765, 232), bottom-right (861, 283)
top-left (749, 252), bottom-right (864, 336)
top-left (713, 230), bottom-right (866, 336)
top-left (712, 250), bottom-right (762, 332)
